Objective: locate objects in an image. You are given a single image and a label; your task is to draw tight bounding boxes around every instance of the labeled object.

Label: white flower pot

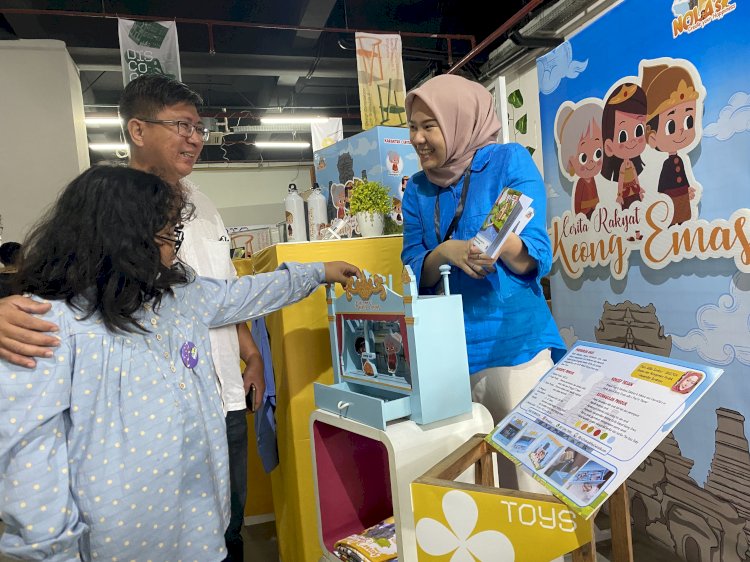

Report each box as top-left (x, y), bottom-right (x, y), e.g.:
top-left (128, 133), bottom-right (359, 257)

top-left (356, 212), bottom-right (385, 237)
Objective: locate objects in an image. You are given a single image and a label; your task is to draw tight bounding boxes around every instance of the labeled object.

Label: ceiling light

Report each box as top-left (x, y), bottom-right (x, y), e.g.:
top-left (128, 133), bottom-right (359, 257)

top-left (260, 117), bottom-right (328, 125)
top-left (85, 117), bottom-right (123, 126)
top-left (89, 143), bottom-right (129, 152)
top-left (255, 141), bottom-right (311, 149)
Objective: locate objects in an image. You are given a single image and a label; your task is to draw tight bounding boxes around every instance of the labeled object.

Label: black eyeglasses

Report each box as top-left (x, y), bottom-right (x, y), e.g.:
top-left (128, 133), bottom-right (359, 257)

top-left (156, 224), bottom-right (185, 254)
top-left (138, 118), bottom-right (210, 142)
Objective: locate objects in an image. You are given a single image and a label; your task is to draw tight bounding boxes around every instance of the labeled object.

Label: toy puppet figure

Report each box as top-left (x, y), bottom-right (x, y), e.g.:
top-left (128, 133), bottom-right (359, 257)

top-left (344, 180), bottom-right (355, 213)
top-left (384, 331), bottom-right (403, 374)
top-left (355, 336), bottom-right (366, 355)
top-left (556, 102), bottom-right (604, 219)
top-left (601, 83), bottom-right (647, 210)
top-left (643, 64), bottom-right (699, 225)
top-left (331, 184), bottom-right (347, 220)
top-left (362, 359), bottom-right (375, 376)
top-left (387, 151), bottom-right (401, 173)
top-left (391, 198), bottom-right (403, 225)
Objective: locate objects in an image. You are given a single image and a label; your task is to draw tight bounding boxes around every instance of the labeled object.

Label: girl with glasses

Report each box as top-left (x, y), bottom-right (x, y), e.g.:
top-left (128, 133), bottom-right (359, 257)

top-left (0, 166), bottom-right (359, 561)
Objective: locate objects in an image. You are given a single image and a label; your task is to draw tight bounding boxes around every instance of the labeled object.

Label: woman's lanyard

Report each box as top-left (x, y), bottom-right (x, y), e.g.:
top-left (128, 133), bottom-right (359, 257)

top-left (434, 156), bottom-right (475, 243)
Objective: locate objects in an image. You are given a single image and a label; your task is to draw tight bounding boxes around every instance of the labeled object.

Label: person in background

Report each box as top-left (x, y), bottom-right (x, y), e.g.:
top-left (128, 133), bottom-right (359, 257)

top-left (0, 242), bottom-right (22, 298)
top-left (401, 74), bottom-right (565, 494)
top-left (0, 74), bottom-right (260, 561)
top-left (0, 165), bottom-right (360, 560)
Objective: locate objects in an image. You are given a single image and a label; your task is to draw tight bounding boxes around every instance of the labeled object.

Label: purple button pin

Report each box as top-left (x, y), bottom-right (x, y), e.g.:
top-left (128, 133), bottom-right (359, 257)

top-left (180, 341), bottom-right (199, 369)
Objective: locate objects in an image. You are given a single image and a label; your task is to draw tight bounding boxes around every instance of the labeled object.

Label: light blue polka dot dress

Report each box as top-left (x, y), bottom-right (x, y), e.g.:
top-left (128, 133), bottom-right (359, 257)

top-left (0, 263), bottom-right (324, 561)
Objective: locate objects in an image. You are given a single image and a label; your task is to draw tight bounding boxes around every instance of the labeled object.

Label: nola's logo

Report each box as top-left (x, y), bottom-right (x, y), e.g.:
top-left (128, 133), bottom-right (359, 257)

top-left (671, 0), bottom-right (736, 38)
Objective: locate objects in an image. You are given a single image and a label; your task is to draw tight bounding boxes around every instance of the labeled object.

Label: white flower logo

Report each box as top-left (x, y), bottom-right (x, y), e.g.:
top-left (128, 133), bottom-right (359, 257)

top-left (415, 489), bottom-right (515, 561)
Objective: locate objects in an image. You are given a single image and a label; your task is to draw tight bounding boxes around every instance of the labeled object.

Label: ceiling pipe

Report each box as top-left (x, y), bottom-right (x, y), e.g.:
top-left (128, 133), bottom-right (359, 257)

top-left (447, 0), bottom-right (546, 75)
top-left (0, 8), bottom-right (476, 55)
top-left (509, 30), bottom-right (563, 49)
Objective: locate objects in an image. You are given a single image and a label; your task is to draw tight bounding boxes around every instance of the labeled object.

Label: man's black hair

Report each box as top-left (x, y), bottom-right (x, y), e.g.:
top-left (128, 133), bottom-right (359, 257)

top-left (118, 74), bottom-right (203, 143)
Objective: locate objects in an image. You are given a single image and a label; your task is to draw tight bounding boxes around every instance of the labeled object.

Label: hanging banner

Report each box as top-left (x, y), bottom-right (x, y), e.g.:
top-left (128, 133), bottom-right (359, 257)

top-left (311, 118), bottom-right (343, 152)
top-left (538, 0), bottom-right (749, 559)
top-left (118, 19), bottom-right (182, 86)
top-left (355, 32), bottom-right (407, 130)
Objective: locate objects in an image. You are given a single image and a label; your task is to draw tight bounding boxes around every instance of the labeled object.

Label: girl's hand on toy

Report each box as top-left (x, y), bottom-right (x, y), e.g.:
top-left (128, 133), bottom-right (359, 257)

top-left (324, 261), bottom-right (362, 285)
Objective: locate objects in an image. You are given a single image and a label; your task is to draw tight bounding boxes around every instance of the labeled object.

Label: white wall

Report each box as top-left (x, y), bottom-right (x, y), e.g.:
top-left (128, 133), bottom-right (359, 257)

top-left (500, 61), bottom-right (545, 174)
top-left (0, 40), bottom-right (89, 243)
top-left (188, 163), bottom-right (314, 227)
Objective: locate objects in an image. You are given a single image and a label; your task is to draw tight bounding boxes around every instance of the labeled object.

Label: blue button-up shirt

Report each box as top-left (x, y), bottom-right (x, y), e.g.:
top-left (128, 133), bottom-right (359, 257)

top-left (0, 263), bottom-right (324, 561)
top-left (401, 143), bottom-right (565, 374)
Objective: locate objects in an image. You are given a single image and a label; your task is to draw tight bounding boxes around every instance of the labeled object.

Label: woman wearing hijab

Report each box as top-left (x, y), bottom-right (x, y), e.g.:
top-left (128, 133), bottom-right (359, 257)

top-left (401, 74), bottom-right (565, 440)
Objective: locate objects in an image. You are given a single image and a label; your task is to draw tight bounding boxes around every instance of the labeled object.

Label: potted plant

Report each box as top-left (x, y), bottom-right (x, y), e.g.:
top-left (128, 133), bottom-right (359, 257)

top-left (349, 180), bottom-right (393, 237)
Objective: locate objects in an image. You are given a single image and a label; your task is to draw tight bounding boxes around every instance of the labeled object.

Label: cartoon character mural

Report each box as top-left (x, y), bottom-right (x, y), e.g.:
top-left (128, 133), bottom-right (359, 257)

top-left (542, 0), bottom-right (746, 559)
top-left (602, 83), bottom-right (648, 210)
top-left (555, 102), bottom-right (604, 219)
top-left (642, 63), bottom-right (700, 225)
top-left (550, 57), bottom-right (706, 277)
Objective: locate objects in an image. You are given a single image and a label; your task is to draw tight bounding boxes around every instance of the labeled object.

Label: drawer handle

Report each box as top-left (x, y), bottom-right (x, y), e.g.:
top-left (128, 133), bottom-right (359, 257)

top-left (337, 400), bottom-right (351, 413)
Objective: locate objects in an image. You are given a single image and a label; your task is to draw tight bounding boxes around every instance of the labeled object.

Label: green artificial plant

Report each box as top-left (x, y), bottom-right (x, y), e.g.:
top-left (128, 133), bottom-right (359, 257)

top-left (349, 180), bottom-right (393, 215)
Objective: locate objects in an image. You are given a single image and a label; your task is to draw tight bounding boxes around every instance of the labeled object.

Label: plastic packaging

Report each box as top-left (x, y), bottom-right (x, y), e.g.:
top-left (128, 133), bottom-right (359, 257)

top-left (284, 183), bottom-right (307, 242)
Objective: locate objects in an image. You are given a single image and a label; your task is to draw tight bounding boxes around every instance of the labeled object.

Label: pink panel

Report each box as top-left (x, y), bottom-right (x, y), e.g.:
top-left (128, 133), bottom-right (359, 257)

top-left (312, 420), bottom-right (393, 550)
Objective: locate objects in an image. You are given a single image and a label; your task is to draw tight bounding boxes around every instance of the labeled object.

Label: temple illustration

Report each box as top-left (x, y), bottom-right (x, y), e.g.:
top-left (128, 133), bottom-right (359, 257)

top-left (628, 408), bottom-right (750, 562)
top-left (595, 300), bottom-right (750, 561)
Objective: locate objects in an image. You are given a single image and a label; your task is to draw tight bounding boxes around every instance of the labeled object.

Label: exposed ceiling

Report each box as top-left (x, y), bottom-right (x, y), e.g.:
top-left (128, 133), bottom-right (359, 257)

top-left (1, 0), bottom-right (569, 164)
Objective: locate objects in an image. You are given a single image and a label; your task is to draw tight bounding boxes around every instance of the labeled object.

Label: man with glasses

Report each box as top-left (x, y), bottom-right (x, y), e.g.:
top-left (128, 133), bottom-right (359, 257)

top-left (0, 74), bottom-right (262, 562)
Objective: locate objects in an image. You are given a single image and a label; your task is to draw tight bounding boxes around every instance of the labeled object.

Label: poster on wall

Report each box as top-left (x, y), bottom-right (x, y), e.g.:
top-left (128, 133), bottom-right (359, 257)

top-left (355, 32), bottom-right (407, 130)
top-left (539, 0), bottom-right (750, 559)
top-left (487, 342), bottom-right (723, 518)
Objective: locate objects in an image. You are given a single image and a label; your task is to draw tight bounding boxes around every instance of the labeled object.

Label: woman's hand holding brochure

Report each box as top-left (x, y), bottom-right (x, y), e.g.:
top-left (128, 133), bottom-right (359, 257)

top-left (472, 187), bottom-right (535, 260)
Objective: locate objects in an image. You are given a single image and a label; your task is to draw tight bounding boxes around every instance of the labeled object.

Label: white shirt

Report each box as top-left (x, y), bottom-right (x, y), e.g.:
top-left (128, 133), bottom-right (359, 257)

top-left (178, 180), bottom-right (246, 413)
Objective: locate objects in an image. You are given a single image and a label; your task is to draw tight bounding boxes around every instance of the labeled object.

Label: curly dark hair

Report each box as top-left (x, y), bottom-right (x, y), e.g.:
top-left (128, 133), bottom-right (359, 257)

top-left (13, 166), bottom-right (194, 333)
top-left (119, 74), bottom-right (203, 144)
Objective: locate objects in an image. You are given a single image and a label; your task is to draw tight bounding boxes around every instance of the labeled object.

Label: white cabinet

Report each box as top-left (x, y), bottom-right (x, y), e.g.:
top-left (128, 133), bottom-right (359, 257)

top-left (310, 403), bottom-right (494, 561)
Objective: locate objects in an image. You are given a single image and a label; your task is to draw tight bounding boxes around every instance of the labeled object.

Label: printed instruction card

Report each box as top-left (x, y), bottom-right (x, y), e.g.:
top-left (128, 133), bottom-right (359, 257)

top-left (487, 341), bottom-right (723, 518)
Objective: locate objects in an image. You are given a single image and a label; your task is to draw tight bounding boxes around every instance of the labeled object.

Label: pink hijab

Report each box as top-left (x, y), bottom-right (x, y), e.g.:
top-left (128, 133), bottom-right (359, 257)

top-left (406, 74), bottom-right (501, 187)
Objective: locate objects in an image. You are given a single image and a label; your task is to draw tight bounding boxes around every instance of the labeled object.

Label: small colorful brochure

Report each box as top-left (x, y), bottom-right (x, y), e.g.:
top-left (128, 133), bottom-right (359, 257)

top-left (486, 341), bottom-right (723, 519)
top-left (472, 187), bottom-right (534, 259)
